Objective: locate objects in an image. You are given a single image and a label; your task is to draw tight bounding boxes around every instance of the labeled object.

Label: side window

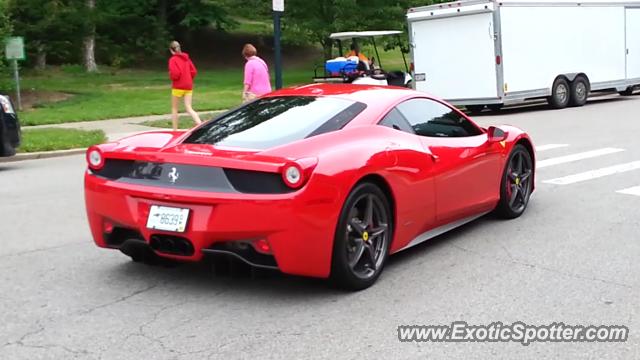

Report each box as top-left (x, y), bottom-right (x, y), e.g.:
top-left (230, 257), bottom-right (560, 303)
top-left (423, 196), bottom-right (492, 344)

top-left (379, 108), bottom-right (415, 134)
top-left (396, 98), bottom-right (482, 138)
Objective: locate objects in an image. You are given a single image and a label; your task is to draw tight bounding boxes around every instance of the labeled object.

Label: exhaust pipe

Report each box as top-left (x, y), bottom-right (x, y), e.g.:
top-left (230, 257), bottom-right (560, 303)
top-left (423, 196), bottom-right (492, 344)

top-left (120, 238), bottom-right (157, 263)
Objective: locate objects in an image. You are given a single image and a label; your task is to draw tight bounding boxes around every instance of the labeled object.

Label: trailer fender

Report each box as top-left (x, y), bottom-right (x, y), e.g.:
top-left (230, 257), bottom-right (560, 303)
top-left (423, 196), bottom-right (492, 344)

top-left (560, 73), bottom-right (590, 86)
top-left (557, 73), bottom-right (591, 94)
top-left (562, 73), bottom-right (580, 82)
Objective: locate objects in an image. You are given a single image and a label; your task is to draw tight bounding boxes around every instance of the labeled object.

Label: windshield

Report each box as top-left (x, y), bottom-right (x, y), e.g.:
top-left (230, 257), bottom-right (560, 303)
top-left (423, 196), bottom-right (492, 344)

top-left (184, 96), bottom-right (366, 150)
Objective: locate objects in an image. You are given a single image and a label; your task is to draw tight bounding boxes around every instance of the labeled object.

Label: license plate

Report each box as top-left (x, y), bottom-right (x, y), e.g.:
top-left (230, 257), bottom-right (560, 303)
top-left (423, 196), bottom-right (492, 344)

top-left (146, 205), bottom-right (190, 233)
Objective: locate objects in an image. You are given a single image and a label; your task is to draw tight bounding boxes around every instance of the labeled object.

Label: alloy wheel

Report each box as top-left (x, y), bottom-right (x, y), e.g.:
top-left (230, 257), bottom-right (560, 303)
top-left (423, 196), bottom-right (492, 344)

top-left (505, 151), bottom-right (533, 213)
top-left (344, 194), bottom-right (389, 279)
top-left (556, 83), bottom-right (568, 105)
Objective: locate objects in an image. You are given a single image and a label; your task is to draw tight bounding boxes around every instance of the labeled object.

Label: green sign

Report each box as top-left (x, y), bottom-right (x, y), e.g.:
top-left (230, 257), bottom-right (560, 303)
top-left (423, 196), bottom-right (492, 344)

top-left (5, 37), bottom-right (25, 61)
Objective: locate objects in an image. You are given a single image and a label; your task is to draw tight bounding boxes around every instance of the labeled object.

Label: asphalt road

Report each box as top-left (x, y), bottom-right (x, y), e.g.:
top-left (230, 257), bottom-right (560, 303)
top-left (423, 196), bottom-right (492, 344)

top-left (1, 94), bottom-right (640, 359)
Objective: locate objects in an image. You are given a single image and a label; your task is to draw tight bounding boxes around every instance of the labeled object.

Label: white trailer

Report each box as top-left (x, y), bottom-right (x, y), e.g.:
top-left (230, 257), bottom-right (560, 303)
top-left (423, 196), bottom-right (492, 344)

top-left (407, 0), bottom-right (640, 112)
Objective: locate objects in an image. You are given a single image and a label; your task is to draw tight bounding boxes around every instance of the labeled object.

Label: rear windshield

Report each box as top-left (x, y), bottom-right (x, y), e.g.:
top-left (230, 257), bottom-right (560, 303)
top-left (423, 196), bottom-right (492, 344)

top-left (184, 96), bottom-right (366, 150)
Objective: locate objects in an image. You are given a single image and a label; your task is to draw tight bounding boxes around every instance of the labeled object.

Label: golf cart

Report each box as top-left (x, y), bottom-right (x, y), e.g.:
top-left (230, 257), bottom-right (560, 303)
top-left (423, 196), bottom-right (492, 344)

top-left (313, 30), bottom-right (412, 87)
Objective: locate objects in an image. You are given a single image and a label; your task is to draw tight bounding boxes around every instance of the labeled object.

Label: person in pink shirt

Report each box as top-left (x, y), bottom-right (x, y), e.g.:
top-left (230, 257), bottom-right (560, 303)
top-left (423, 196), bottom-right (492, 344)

top-left (242, 44), bottom-right (272, 103)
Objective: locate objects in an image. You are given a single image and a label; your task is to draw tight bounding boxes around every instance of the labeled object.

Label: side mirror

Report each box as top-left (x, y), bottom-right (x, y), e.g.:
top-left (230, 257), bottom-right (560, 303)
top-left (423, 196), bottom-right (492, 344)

top-left (487, 126), bottom-right (508, 142)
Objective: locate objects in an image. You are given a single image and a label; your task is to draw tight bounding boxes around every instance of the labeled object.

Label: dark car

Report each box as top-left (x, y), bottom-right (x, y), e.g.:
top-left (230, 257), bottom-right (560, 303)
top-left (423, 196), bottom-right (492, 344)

top-left (0, 94), bottom-right (21, 157)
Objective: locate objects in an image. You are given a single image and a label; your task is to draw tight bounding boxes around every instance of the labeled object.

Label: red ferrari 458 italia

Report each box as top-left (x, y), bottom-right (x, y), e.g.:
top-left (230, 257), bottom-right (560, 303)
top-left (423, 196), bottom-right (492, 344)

top-left (84, 84), bottom-right (535, 290)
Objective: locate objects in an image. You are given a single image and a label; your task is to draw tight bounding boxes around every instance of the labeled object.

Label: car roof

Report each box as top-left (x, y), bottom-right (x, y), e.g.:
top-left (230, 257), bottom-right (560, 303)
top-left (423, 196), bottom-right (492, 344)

top-left (265, 83), bottom-right (420, 106)
top-left (329, 30), bottom-right (403, 40)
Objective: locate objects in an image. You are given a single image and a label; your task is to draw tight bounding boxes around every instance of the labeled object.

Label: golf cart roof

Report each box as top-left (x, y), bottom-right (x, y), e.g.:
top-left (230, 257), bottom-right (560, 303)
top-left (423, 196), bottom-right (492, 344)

top-left (329, 30), bottom-right (403, 40)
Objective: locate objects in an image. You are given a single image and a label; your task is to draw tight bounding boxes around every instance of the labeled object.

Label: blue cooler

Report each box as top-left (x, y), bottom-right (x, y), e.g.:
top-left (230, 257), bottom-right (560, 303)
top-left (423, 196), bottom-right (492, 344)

top-left (325, 58), bottom-right (358, 75)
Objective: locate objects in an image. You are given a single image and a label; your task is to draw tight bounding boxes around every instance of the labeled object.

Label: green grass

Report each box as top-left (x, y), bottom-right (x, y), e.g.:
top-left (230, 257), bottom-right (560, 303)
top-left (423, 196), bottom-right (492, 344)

top-left (358, 45), bottom-right (410, 71)
top-left (232, 17), bottom-right (272, 35)
top-left (19, 66), bottom-right (311, 126)
top-left (18, 42), bottom-right (406, 127)
top-left (19, 128), bottom-right (106, 153)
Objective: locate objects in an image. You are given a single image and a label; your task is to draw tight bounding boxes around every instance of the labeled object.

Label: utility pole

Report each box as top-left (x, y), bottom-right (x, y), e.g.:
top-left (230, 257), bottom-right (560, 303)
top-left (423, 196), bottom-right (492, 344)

top-left (12, 60), bottom-right (21, 111)
top-left (273, 0), bottom-right (284, 89)
top-left (5, 37), bottom-right (25, 111)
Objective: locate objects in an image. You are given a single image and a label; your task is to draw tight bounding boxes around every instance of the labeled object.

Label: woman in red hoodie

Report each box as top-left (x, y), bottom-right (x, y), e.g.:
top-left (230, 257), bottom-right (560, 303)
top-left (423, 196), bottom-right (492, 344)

top-left (168, 41), bottom-right (202, 130)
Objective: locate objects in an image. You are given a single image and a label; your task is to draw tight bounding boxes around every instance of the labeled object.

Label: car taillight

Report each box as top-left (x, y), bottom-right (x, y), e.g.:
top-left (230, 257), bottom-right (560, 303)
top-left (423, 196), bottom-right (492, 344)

top-left (0, 96), bottom-right (15, 114)
top-left (282, 163), bottom-right (303, 189)
top-left (86, 146), bottom-right (104, 170)
top-left (280, 158), bottom-right (317, 189)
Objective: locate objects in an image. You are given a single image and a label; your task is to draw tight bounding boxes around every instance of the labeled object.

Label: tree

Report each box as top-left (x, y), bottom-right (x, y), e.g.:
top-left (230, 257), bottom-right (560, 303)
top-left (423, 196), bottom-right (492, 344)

top-left (173, 0), bottom-right (238, 31)
top-left (83, 0), bottom-right (97, 72)
top-left (3, 0), bottom-right (246, 69)
top-left (283, 0), bottom-right (437, 58)
top-left (218, 0), bottom-right (270, 19)
top-left (3, 0), bottom-right (435, 70)
top-left (0, 0), bottom-right (12, 91)
top-left (0, 0), bottom-right (10, 39)
top-left (93, 0), bottom-right (168, 66)
top-left (93, 0), bottom-right (239, 67)
top-left (283, 0), bottom-right (353, 58)
top-left (7, 0), bottom-right (78, 70)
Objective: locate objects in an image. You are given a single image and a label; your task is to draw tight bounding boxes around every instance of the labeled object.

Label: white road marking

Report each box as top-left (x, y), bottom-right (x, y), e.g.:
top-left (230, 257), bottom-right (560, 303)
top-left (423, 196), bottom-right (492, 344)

top-left (616, 186), bottom-right (640, 197)
top-left (537, 148), bottom-right (625, 169)
top-left (544, 161), bottom-right (640, 185)
top-left (536, 144), bottom-right (569, 152)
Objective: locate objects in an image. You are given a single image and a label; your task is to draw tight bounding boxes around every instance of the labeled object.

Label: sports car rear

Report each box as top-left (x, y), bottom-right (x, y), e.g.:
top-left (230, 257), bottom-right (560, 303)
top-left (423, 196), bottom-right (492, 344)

top-left (84, 153), bottom-right (343, 277)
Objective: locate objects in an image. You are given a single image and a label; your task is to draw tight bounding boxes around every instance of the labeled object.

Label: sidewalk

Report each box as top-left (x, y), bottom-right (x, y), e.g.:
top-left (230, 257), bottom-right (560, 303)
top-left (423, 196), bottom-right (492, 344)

top-left (2, 110), bottom-right (223, 162)
top-left (24, 110), bottom-right (223, 141)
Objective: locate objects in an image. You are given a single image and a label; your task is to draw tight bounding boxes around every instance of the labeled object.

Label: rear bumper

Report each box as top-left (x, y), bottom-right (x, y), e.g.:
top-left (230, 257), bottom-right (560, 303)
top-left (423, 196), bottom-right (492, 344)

top-left (0, 108), bottom-right (20, 157)
top-left (84, 171), bottom-right (342, 278)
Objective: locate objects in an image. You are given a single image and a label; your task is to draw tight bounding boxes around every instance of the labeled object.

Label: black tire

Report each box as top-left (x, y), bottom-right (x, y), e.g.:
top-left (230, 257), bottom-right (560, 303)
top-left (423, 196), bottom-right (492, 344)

top-left (466, 105), bottom-right (485, 115)
top-left (548, 77), bottom-right (570, 109)
top-left (330, 182), bottom-right (393, 291)
top-left (495, 144), bottom-right (534, 219)
top-left (619, 87), bottom-right (635, 96)
top-left (487, 104), bottom-right (503, 112)
top-left (569, 76), bottom-right (589, 107)
top-left (0, 126), bottom-right (13, 157)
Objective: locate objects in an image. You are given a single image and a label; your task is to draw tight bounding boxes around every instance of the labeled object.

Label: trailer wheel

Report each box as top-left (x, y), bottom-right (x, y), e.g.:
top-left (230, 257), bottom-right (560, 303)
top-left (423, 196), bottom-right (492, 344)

top-left (487, 104), bottom-right (503, 112)
top-left (466, 105), bottom-right (485, 114)
top-left (619, 87), bottom-right (635, 96)
top-left (548, 77), bottom-right (570, 109)
top-left (569, 76), bottom-right (589, 107)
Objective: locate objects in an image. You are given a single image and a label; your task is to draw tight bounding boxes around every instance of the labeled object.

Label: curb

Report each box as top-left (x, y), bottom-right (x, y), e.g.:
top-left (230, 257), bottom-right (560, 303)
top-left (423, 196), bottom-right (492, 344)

top-left (0, 148), bottom-right (87, 163)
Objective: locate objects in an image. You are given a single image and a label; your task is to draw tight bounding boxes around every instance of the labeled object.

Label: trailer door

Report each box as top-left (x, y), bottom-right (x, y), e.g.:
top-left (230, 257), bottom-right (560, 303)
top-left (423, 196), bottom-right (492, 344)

top-left (627, 8), bottom-right (640, 79)
top-left (411, 12), bottom-right (498, 101)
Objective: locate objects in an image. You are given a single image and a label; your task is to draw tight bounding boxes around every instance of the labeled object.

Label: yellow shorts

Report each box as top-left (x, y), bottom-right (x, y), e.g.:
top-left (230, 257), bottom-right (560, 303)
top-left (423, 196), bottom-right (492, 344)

top-left (172, 89), bottom-right (193, 97)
